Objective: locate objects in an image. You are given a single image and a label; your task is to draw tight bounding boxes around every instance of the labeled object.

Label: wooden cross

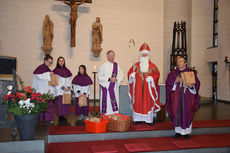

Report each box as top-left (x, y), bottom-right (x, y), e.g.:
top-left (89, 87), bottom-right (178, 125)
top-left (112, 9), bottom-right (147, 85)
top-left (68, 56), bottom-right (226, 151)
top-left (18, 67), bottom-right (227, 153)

top-left (57, 0), bottom-right (92, 47)
top-left (56, 0), bottom-right (92, 3)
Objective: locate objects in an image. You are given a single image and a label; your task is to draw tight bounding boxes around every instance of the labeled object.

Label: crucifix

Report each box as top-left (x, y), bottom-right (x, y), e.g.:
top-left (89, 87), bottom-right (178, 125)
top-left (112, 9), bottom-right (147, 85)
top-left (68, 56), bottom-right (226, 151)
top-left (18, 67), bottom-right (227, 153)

top-left (59, 0), bottom-right (92, 47)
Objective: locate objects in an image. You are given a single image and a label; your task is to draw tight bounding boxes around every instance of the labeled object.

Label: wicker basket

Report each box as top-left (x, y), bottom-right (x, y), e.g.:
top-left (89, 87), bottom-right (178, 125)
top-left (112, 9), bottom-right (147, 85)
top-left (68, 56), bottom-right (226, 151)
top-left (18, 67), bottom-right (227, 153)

top-left (107, 115), bottom-right (131, 132)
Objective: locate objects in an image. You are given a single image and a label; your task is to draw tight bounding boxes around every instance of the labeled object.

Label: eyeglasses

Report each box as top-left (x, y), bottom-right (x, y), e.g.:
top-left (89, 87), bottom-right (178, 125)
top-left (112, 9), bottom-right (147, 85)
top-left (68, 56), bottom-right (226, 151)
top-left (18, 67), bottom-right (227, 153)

top-left (48, 62), bottom-right (53, 65)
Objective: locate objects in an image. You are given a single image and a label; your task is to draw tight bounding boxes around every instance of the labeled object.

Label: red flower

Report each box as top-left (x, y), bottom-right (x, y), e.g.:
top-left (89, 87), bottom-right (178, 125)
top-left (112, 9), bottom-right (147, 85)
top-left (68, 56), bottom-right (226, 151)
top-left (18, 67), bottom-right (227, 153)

top-left (37, 97), bottom-right (46, 103)
top-left (37, 93), bottom-right (41, 96)
top-left (32, 93), bottom-right (41, 97)
top-left (22, 86), bottom-right (33, 93)
top-left (4, 95), bottom-right (10, 100)
top-left (9, 94), bottom-right (15, 98)
top-left (22, 86), bottom-right (31, 90)
top-left (27, 90), bottom-right (33, 93)
top-left (9, 93), bottom-right (15, 97)
top-left (31, 93), bottom-right (42, 100)
top-left (16, 92), bottom-right (26, 99)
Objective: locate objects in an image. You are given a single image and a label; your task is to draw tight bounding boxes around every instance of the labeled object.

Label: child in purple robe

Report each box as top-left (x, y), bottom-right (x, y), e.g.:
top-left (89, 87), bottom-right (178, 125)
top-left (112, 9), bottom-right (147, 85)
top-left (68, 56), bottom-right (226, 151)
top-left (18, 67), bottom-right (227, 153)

top-left (32, 55), bottom-right (55, 125)
top-left (53, 56), bottom-right (72, 124)
top-left (72, 65), bottom-right (93, 120)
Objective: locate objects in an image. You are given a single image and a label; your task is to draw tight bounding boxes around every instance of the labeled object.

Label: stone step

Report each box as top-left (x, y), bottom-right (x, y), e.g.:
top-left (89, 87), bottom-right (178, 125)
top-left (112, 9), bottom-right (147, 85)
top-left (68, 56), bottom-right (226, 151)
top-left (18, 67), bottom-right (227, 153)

top-left (0, 140), bottom-right (44, 153)
top-left (47, 126), bottom-right (230, 143)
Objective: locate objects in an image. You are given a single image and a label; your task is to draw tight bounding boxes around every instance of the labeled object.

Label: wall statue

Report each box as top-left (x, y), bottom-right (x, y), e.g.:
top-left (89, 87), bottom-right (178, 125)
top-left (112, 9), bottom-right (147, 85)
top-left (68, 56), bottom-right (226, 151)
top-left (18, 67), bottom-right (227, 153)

top-left (92, 17), bottom-right (103, 57)
top-left (41, 15), bottom-right (54, 55)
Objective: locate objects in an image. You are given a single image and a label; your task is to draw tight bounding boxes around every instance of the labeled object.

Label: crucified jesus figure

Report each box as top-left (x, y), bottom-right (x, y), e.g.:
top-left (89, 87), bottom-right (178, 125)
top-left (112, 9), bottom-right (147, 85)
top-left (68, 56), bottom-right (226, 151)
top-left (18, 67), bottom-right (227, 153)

top-left (62, 0), bottom-right (86, 47)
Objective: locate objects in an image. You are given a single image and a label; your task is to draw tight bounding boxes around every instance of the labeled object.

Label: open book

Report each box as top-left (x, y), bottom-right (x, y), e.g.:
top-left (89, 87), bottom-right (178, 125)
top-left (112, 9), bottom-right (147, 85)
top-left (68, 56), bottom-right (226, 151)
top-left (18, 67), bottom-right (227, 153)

top-left (181, 71), bottom-right (195, 84)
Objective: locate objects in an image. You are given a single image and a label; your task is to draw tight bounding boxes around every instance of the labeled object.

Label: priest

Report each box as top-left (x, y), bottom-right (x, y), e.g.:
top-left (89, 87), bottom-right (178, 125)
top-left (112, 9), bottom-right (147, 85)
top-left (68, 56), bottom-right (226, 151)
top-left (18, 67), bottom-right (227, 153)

top-left (165, 56), bottom-right (200, 139)
top-left (98, 50), bottom-right (124, 115)
top-left (32, 55), bottom-right (55, 125)
top-left (128, 43), bottom-right (161, 125)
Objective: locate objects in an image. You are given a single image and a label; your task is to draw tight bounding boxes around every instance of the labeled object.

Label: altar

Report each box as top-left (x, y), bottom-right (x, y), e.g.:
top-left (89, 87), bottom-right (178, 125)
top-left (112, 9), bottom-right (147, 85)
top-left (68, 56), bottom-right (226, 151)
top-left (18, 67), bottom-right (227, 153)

top-left (119, 84), bottom-right (166, 116)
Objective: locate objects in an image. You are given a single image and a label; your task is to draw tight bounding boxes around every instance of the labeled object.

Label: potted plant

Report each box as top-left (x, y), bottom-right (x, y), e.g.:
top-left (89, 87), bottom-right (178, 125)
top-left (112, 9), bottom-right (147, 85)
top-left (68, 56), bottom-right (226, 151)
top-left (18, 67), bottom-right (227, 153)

top-left (188, 66), bottom-right (198, 75)
top-left (3, 86), bottom-right (54, 140)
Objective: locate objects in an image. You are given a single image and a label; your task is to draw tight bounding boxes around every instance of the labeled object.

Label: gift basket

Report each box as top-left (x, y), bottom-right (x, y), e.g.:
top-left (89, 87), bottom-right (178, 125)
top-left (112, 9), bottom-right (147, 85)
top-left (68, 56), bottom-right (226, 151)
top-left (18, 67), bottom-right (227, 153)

top-left (102, 113), bottom-right (131, 132)
top-left (84, 117), bottom-right (108, 133)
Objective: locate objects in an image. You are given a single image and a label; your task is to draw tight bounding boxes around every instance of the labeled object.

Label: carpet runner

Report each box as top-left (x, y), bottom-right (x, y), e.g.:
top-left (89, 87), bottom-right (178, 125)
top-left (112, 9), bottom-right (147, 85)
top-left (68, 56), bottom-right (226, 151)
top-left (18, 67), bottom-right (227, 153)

top-left (47, 133), bottom-right (230, 153)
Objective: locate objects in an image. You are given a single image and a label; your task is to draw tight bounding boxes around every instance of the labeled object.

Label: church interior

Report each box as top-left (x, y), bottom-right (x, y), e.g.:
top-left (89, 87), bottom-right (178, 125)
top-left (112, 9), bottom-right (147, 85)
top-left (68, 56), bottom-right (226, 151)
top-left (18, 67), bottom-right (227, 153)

top-left (0, 0), bottom-right (230, 153)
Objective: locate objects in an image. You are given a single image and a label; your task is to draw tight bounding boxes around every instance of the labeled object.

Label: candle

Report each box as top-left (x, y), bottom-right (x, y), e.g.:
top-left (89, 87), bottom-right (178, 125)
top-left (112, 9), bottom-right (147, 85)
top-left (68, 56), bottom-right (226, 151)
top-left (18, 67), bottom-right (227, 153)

top-left (93, 65), bottom-right (97, 72)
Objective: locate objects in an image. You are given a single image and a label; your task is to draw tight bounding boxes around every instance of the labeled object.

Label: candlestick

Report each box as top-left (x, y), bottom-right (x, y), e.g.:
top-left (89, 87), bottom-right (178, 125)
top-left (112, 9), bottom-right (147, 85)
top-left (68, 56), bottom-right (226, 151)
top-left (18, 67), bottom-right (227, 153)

top-left (91, 71), bottom-right (100, 117)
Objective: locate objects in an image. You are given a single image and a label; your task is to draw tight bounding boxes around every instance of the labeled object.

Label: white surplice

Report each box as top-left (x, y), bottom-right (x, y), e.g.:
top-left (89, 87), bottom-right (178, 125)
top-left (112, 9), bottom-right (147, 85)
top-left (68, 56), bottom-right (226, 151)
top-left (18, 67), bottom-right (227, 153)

top-left (73, 85), bottom-right (90, 98)
top-left (32, 72), bottom-right (54, 94)
top-left (53, 76), bottom-right (72, 97)
top-left (98, 61), bottom-right (124, 115)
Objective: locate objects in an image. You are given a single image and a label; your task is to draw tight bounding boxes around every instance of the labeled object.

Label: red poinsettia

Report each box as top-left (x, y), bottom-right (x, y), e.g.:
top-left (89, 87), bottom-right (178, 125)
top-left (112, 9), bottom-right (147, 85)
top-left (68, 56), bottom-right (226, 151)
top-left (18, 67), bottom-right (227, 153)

top-left (31, 93), bottom-right (42, 100)
top-left (16, 92), bottom-right (26, 99)
top-left (22, 86), bottom-right (33, 93)
top-left (3, 86), bottom-right (54, 116)
top-left (22, 86), bottom-right (31, 90)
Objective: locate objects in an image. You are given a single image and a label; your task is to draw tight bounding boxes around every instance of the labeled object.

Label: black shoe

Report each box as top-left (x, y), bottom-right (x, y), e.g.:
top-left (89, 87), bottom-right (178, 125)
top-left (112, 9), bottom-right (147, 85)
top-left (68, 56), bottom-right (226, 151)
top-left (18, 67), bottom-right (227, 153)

top-left (59, 116), bottom-right (67, 125)
top-left (132, 121), bottom-right (144, 125)
top-left (63, 116), bottom-right (67, 122)
top-left (59, 116), bottom-right (67, 122)
top-left (58, 116), bottom-right (63, 122)
top-left (184, 134), bottom-right (190, 139)
top-left (173, 133), bottom-right (182, 139)
top-left (76, 119), bottom-right (84, 126)
top-left (50, 121), bottom-right (54, 126)
top-left (146, 122), bottom-right (154, 126)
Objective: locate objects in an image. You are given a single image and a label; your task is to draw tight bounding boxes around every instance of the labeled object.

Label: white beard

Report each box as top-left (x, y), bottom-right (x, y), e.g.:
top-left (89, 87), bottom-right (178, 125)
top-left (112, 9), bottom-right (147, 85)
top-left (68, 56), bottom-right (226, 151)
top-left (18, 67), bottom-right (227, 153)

top-left (140, 56), bottom-right (149, 73)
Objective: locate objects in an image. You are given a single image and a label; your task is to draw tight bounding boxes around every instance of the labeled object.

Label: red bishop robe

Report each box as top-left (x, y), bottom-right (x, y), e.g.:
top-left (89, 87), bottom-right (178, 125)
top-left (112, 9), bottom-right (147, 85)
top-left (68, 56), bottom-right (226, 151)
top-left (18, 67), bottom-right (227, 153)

top-left (128, 61), bottom-right (161, 123)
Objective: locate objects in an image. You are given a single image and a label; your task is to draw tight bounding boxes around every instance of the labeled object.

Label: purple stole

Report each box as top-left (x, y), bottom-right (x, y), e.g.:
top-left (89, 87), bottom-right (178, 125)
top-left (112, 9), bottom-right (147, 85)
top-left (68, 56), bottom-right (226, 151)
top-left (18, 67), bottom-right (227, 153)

top-left (101, 62), bottom-right (118, 113)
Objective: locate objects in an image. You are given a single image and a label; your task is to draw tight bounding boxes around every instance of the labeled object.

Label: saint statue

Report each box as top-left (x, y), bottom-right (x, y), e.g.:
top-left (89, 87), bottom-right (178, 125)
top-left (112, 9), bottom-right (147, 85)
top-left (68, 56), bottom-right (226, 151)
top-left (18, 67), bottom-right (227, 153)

top-left (42, 15), bottom-right (54, 55)
top-left (92, 17), bottom-right (103, 57)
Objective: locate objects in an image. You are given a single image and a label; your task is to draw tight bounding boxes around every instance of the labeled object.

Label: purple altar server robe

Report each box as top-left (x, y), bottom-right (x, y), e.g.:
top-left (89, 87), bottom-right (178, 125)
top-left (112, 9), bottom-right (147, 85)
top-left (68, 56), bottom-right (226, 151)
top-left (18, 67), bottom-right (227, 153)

top-left (72, 74), bottom-right (93, 116)
top-left (53, 67), bottom-right (72, 117)
top-left (32, 64), bottom-right (54, 121)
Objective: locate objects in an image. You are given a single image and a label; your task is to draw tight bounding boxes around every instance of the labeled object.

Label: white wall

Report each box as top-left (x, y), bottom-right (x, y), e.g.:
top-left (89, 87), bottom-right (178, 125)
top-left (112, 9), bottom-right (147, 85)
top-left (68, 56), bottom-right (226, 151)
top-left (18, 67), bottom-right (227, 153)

top-left (0, 0), bottom-right (164, 99)
top-left (191, 0), bottom-right (213, 98)
top-left (206, 47), bottom-right (218, 63)
top-left (163, 0), bottom-right (214, 99)
top-left (163, 0), bottom-right (192, 80)
top-left (218, 0), bottom-right (230, 101)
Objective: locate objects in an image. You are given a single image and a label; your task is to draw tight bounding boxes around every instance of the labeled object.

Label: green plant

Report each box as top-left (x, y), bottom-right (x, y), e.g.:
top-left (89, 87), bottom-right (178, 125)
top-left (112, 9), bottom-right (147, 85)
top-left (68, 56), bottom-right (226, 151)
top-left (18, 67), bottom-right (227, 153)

top-left (3, 86), bottom-right (54, 116)
top-left (17, 73), bottom-right (25, 89)
top-left (188, 66), bottom-right (198, 75)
